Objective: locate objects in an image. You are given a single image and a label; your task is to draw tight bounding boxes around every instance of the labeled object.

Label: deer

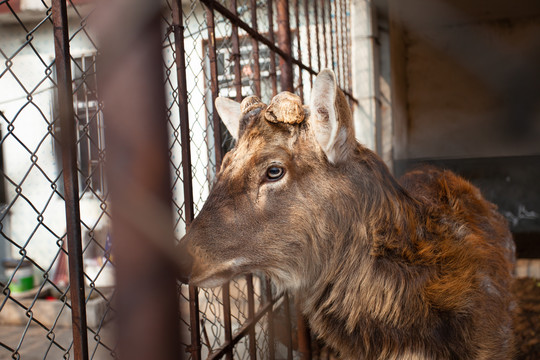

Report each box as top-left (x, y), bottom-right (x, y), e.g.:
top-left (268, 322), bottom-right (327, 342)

top-left (177, 69), bottom-right (516, 359)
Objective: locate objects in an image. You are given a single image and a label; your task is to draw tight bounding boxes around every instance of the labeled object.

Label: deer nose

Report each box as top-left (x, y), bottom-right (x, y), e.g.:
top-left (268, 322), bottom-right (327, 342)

top-left (176, 238), bottom-right (193, 284)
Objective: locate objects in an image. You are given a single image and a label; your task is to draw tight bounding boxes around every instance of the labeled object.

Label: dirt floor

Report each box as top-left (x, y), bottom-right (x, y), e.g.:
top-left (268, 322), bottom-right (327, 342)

top-left (514, 277), bottom-right (540, 360)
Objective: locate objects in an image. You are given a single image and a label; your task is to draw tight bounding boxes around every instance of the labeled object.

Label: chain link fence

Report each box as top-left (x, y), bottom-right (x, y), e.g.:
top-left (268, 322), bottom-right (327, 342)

top-left (0, 0), bottom-right (355, 358)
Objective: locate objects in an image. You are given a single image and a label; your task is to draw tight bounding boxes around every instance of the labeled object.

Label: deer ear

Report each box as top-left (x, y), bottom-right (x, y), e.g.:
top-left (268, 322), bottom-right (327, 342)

top-left (215, 97), bottom-right (242, 140)
top-left (309, 69), bottom-right (342, 163)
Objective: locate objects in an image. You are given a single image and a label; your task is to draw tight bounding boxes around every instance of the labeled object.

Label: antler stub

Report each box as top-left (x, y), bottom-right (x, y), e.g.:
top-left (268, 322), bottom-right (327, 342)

top-left (264, 92), bottom-right (305, 125)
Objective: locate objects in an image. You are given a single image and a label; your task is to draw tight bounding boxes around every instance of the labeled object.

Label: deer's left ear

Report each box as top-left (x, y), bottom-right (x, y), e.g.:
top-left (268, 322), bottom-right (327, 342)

top-left (215, 97), bottom-right (242, 140)
top-left (309, 69), bottom-right (355, 164)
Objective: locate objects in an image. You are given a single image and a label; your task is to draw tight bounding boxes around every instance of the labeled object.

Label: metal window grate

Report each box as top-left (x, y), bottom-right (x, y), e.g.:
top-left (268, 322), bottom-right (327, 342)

top-left (0, 0), bottom-right (355, 359)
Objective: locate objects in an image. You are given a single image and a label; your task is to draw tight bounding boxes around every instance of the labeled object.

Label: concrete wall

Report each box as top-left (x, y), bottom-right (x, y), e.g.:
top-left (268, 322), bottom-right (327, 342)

top-left (388, 0), bottom-right (540, 161)
top-left (384, 0), bottom-right (540, 246)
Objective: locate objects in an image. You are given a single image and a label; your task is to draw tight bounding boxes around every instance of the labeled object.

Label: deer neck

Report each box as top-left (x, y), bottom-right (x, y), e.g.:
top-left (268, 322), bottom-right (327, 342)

top-left (297, 156), bottom-right (430, 351)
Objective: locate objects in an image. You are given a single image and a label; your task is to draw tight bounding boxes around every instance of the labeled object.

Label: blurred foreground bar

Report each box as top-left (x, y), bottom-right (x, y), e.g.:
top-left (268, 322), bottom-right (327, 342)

top-left (98, 0), bottom-right (183, 359)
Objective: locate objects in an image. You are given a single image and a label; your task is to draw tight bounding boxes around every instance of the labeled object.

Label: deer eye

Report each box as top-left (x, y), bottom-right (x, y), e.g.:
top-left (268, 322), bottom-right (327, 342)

top-left (266, 166), bottom-right (285, 181)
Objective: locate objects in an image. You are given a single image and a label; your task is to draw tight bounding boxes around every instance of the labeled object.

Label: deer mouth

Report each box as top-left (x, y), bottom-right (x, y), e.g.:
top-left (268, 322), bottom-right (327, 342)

top-left (190, 257), bottom-right (248, 288)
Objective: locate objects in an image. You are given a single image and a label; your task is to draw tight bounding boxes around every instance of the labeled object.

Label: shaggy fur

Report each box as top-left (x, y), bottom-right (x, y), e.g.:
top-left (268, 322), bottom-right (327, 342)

top-left (178, 70), bottom-right (516, 359)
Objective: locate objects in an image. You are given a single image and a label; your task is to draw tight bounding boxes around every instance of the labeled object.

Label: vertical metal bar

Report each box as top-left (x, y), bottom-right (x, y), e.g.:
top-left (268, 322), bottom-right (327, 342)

top-left (340, 0), bottom-right (347, 89)
top-left (246, 274), bottom-right (257, 359)
top-left (206, 2), bottom-right (223, 171)
top-left (296, 304), bottom-right (312, 359)
top-left (206, 2), bottom-right (232, 358)
top-left (222, 284), bottom-right (233, 360)
top-left (334, 0), bottom-right (341, 86)
top-left (276, 0), bottom-right (293, 92)
top-left (313, 0), bottom-right (321, 71)
top-left (171, 0), bottom-right (193, 256)
top-left (345, 0), bottom-right (353, 94)
top-left (231, 0), bottom-right (243, 102)
top-left (225, 2), bottom-right (244, 357)
top-left (51, 1), bottom-right (89, 359)
top-left (249, 5), bottom-right (263, 355)
top-left (303, 0), bottom-right (313, 86)
top-left (320, 0), bottom-right (328, 68)
top-left (265, 278), bottom-right (276, 360)
top-left (171, 1), bottom-right (199, 359)
top-left (277, 2), bottom-right (311, 357)
top-left (188, 285), bottom-right (201, 360)
top-left (328, 0), bottom-right (335, 73)
top-left (250, 0), bottom-right (262, 97)
top-left (294, 0), bottom-right (304, 100)
top-left (100, 0), bottom-right (181, 359)
top-left (267, 0), bottom-right (278, 96)
top-left (283, 294), bottom-right (293, 360)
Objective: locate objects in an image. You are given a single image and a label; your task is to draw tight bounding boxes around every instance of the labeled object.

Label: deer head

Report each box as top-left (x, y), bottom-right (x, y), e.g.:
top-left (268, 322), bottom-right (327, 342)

top-left (177, 69), bottom-right (357, 291)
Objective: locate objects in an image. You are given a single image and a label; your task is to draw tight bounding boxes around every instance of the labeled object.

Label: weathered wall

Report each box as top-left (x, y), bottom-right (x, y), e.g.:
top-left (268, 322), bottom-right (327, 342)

top-left (385, 0), bottom-right (540, 251)
top-left (390, 0), bottom-right (540, 160)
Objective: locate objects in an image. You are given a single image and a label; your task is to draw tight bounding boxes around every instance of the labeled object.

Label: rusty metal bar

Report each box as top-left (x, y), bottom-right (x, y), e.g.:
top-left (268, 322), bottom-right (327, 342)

top-left (266, 278), bottom-right (276, 360)
top-left (283, 294), bottom-right (293, 360)
top-left (320, 0), bottom-right (328, 68)
top-left (171, 0), bottom-right (193, 247)
top-left (277, 0), bottom-right (293, 92)
top-left (248, 5), bottom-right (263, 355)
top-left (250, 0), bottom-right (262, 96)
top-left (314, 0), bottom-right (321, 71)
top-left (207, 293), bottom-right (283, 360)
top-left (303, 0), bottom-right (313, 86)
top-left (222, 284), bottom-right (234, 360)
top-left (206, 2), bottom-right (223, 171)
top-left (333, 0), bottom-right (342, 83)
top-left (231, 0), bottom-right (242, 102)
top-left (339, 0), bottom-right (346, 88)
top-left (329, 0), bottom-right (335, 73)
top-left (246, 274), bottom-right (257, 359)
top-left (345, 0), bottom-right (353, 94)
top-left (268, 0), bottom-right (279, 96)
top-left (223, 2), bottom-right (244, 357)
top-left (297, 302), bottom-right (312, 359)
top-left (51, 1), bottom-right (89, 359)
top-left (171, 1), bottom-right (199, 359)
top-left (273, 4), bottom-right (310, 353)
top-left (99, 0), bottom-right (181, 359)
top-left (294, 0), bottom-right (304, 100)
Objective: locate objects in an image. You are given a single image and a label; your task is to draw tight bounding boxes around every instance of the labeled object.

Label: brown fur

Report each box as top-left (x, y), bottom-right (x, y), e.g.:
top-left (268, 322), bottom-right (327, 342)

top-left (179, 71), bottom-right (516, 359)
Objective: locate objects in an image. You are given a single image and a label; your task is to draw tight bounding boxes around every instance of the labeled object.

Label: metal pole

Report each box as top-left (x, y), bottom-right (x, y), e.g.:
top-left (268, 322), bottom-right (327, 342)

top-left (51, 1), bottom-right (89, 359)
top-left (320, 0), bottom-right (328, 69)
top-left (283, 294), bottom-right (293, 360)
top-left (339, 0), bottom-right (347, 88)
top-left (99, 0), bottom-right (181, 358)
top-left (171, 1), bottom-right (198, 359)
top-left (335, 0), bottom-right (342, 86)
top-left (246, 274), bottom-right (257, 359)
top-left (268, 0), bottom-right (279, 96)
top-left (329, 0), bottom-right (335, 73)
top-left (303, 0), bottom-right (313, 86)
top-left (276, 0), bottom-right (294, 92)
top-left (265, 278), bottom-right (276, 360)
top-left (223, 283), bottom-right (234, 360)
top-left (294, 0), bottom-right (304, 101)
top-left (206, 2), bottom-right (224, 171)
top-left (231, 0), bottom-right (243, 102)
top-left (314, 1), bottom-right (321, 71)
top-left (250, 0), bottom-right (262, 97)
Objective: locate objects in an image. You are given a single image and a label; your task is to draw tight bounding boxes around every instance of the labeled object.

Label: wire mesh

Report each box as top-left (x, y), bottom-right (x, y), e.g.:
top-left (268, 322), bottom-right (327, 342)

top-left (1, 0), bottom-right (354, 358)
